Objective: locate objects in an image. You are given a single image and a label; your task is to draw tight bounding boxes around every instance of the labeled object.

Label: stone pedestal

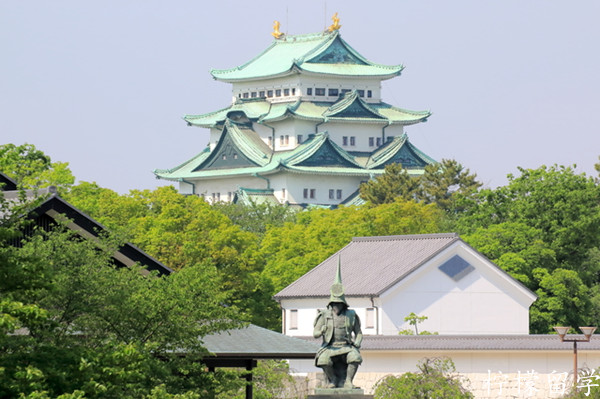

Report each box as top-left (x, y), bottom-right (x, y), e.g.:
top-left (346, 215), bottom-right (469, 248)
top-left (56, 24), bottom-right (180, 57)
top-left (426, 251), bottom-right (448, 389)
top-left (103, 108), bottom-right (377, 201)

top-left (308, 388), bottom-right (374, 399)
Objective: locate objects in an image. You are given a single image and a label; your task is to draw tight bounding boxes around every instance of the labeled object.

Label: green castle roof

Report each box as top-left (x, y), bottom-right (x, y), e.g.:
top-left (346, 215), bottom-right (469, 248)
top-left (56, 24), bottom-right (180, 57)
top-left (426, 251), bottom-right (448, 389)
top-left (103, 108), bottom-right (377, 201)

top-left (210, 31), bottom-right (404, 82)
top-left (154, 120), bottom-right (435, 182)
top-left (184, 94), bottom-right (430, 128)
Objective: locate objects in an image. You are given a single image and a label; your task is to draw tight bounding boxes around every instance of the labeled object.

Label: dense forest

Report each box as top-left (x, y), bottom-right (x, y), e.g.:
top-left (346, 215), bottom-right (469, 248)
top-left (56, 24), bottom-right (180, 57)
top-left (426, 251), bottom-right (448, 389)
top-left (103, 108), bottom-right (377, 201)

top-left (2, 143), bottom-right (600, 397)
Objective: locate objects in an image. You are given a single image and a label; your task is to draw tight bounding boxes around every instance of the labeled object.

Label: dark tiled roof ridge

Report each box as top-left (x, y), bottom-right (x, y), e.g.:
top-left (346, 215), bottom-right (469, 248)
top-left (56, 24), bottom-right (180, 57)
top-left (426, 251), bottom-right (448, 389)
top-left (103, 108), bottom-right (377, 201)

top-left (352, 233), bottom-right (459, 242)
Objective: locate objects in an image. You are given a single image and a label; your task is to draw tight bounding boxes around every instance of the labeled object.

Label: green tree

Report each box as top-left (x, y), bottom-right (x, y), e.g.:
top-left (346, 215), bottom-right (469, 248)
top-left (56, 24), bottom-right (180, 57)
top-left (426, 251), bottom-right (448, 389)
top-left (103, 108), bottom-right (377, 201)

top-left (213, 200), bottom-right (297, 236)
top-left (359, 163), bottom-right (420, 205)
top-left (0, 212), bottom-right (242, 398)
top-left (0, 143), bottom-right (75, 191)
top-left (359, 160), bottom-right (481, 212)
top-left (373, 357), bottom-right (473, 399)
top-left (260, 199), bottom-right (446, 293)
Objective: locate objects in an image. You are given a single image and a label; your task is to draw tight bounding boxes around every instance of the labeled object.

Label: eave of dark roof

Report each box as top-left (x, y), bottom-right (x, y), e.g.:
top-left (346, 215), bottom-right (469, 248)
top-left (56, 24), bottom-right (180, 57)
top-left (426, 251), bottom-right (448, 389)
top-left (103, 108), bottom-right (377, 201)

top-left (4, 188), bottom-right (172, 276)
top-left (202, 324), bottom-right (318, 359)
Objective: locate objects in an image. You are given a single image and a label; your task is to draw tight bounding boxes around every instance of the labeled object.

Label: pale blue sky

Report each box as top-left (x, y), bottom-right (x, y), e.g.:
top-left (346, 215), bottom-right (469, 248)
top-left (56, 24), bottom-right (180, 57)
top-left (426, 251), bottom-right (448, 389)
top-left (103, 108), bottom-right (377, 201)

top-left (2, 1), bottom-right (599, 193)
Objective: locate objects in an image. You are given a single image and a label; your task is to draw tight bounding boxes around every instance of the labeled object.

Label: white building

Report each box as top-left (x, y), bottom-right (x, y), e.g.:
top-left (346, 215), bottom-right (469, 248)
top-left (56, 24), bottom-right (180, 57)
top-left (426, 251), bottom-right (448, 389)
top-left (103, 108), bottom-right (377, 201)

top-left (274, 233), bottom-right (600, 398)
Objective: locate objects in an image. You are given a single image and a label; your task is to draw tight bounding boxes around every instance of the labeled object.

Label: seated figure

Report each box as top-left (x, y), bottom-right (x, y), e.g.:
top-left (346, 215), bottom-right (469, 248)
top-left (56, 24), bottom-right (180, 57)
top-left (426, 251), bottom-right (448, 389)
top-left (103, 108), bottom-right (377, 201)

top-left (313, 261), bottom-right (362, 389)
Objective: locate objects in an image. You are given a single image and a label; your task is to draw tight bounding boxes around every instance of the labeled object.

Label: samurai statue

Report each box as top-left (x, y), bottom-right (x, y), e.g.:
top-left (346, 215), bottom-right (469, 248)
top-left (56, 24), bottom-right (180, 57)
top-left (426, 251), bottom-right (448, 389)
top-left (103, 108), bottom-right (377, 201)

top-left (313, 259), bottom-right (363, 389)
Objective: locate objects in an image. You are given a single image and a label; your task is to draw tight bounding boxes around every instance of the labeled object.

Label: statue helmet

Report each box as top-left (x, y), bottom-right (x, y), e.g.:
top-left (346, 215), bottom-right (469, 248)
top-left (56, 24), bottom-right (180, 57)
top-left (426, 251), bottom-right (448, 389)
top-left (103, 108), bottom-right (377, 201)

top-left (329, 255), bottom-right (348, 306)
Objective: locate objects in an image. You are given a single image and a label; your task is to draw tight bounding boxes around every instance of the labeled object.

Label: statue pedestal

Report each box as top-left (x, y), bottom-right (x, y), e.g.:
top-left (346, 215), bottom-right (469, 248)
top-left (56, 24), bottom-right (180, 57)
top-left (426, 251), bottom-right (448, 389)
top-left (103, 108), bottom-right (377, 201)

top-left (309, 388), bottom-right (373, 398)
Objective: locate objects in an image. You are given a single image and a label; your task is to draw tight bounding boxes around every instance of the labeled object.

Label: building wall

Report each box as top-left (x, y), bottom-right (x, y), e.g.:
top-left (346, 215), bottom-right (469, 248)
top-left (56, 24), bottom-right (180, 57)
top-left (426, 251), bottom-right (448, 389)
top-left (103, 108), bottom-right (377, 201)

top-left (379, 243), bottom-right (533, 335)
top-left (290, 350), bottom-right (600, 398)
top-left (270, 173), bottom-right (365, 206)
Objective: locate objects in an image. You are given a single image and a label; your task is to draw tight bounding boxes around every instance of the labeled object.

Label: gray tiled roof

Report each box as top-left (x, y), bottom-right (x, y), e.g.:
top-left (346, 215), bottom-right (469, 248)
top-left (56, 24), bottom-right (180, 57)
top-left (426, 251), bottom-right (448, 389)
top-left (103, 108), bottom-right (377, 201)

top-left (297, 335), bottom-right (600, 351)
top-left (274, 233), bottom-right (460, 299)
top-left (202, 324), bottom-right (318, 359)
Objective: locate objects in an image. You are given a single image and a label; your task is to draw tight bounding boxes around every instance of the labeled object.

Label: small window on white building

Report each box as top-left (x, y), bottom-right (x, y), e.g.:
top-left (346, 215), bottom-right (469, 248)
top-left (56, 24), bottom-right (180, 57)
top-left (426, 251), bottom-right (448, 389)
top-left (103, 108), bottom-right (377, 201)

top-left (275, 89), bottom-right (282, 97)
top-left (268, 136), bottom-right (273, 147)
top-left (242, 93), bottom-right (249, 99)
top-left (289, 309), bottom-right (298, 330)
top-left (329, 189), bottom-right (334, 200)
top-left (292, 88), bottom-right (296, 95)
top-left (315, 88), bottom-right (325, 96)
top-left (328, 88), bottom-right (339, 96)
top-left (303, 188), bottom-right (308, 199)
top-left (336, 189), bottom-right (342, 200)
top-left (350, 136), bottom-right (356, 146)
top-left (282, 188), bottom-right (286, 200)
top-left (267, 90), bottom-right (273, 97)
top-left (376, 137), bottom-right (382, 146)
top-left (310, 189), bottom-right (316, 199)
top-left (357, 89), bottom-right (365, 97)
top-left (259, 91), bottom-right (265, 97)
top-left (342, 136), bottom-right (348, 146)
top-left (367, 90), bottom-right (372, 98)
top-left (369, 137), bottom-right (374, 147)
top-left (297, 134), bottom-right (303, 144)
top-left (280, 135), bottom-right (284, 145)
top-left (307, 88), bottom-right (313, 95)
top-left (284, 88), bottom-right (290, 96)
top-left (251, 92), bottom-right (257, 98)
top-left (285, 135), bottom-right (289, 145)
top-left (366, 308), bottom-right (376, 329)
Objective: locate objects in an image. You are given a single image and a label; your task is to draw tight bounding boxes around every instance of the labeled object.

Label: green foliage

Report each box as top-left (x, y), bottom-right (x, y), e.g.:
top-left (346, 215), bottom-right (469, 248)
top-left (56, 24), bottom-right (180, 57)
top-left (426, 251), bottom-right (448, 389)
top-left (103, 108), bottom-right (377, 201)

top-left (218, 360), bottom-right (306, 399)
top-left (359, 159), bottom-right (481, 214)
top-left (260, 199), bottom-right (447, 293)
top-left (0, 200), bottom-right (242, 398)
top-left (398, 312), bottom-right (437, 335)
top-left (213, 200), bottom-right (297, 236)
top-left (373, 357), bottom-right (473, 399)
top-left (0, 143), bottom-right (75, 191)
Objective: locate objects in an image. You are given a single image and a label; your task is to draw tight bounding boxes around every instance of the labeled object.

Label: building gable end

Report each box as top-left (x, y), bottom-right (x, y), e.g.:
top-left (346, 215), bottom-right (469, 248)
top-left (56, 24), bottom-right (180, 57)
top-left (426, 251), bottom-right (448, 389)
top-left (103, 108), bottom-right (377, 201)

top-left (306, 36), bottom-right (367, 65)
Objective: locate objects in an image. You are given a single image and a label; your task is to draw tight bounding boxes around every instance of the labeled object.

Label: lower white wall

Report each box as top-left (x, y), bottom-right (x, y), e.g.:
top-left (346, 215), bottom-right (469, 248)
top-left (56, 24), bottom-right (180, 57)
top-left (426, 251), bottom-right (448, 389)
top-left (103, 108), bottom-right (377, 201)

top-left (289, 350), bottom-right (600, 398)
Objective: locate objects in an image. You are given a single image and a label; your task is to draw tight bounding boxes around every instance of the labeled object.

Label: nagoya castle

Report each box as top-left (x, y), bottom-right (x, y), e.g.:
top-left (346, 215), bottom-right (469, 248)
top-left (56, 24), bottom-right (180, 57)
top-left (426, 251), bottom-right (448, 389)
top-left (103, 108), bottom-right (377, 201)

top-left (154, 14), bottom-right (435, 206)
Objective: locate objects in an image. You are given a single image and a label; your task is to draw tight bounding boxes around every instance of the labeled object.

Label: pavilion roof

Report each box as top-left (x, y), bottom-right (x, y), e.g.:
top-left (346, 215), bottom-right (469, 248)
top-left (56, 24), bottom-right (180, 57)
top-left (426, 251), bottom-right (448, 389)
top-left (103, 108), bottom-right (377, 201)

top-left (210, 31), bottom-right (404, 82)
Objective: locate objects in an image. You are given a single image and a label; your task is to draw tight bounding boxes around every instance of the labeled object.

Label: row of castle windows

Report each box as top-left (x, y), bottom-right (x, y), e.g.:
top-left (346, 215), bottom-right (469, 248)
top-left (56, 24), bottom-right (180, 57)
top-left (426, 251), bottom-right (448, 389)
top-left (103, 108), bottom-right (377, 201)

top-left (302, 188), bottom-right (343, 200)
top-left (262, 135), bottom-right (390, 148)
top-left (238, 88), bottom-right (373, 100)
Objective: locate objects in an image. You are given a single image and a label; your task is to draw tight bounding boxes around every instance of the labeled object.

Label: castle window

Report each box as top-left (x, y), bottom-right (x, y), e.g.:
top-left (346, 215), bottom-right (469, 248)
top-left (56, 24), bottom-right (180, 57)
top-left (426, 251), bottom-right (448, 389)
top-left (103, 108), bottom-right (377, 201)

top-left (275, 89), bottom-right (282, 97)
top-left (342, 136), bottom-right (348, 146)
top-left (297, 134), bottom-right (303, 144)
top-left (303, 188), bottom-right (308, 199)
top-left (268, 136), bottom-right (273, 147)
top-left (307, 88), bottom-right (313, 95)
top-left (357, 90), bottom-right (365, 97)
top-left (259, 91), bottom-right (265, 97)
top-left (242, 93), bottom-right (249, 99)
top-left (251, 92), bottom-right (257, 98)
top-left (367, 90), bottom-right (372, 98)
top-left (350, 136), bottom-right (356, 146)
top-left (341, 89), bottom-right (351, 95)
top-left (284, 88), bottom-right (290, 96)
top-left (216, 193), bottom-right (220, 201)
top-left (369, 137), bottom-right (374, 147)
top-left (376, 137), bottom-right (382, 146)
top-left (285, 135), bottom-right (289, 145)
top-left (222, 154), bottom-right (227, 160)
top-left (329, 189), bottom-right (334, 199)
top-left (282, 188), bottom-right (286, 199)
top-left (238, 93), bottom-right (241, 98)
top-left (267, 90), bottom-right (273, 97)
top-left (292, 88), bottom-right (296, 95)
top-left (280, 135), bottom-right (284, 145)
top-left (328, 88), bottom-right (339, 96)
top-left (310, 189), bottom-right (316, 199)
top-left (315, 88), bottom-right (326, 96)
top-left (233, 153), bottom-right (238, 159)
top-left (336, 189), bottom-right (342, 200)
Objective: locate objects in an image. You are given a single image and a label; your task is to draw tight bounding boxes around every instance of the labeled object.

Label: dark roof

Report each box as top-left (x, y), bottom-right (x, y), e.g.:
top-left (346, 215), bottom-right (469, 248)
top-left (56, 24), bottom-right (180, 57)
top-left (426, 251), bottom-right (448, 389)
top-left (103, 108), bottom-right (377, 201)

top-left (275, 233), bottom-right (461, 299)
top-left (202, 324), bottom-right (318, 359)
top-left (2, 187), bottom-right (172, 276)
top-left (0, 172), bottom-right (18, 191)
top-left (298, 335), bottom-right (600, 351)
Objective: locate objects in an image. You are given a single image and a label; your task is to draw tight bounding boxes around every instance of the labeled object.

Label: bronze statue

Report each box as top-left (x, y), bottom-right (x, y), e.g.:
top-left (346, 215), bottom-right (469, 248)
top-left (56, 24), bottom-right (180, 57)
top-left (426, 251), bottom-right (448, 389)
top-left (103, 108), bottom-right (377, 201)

top-left (313, 259), bottom-right (362, 389)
